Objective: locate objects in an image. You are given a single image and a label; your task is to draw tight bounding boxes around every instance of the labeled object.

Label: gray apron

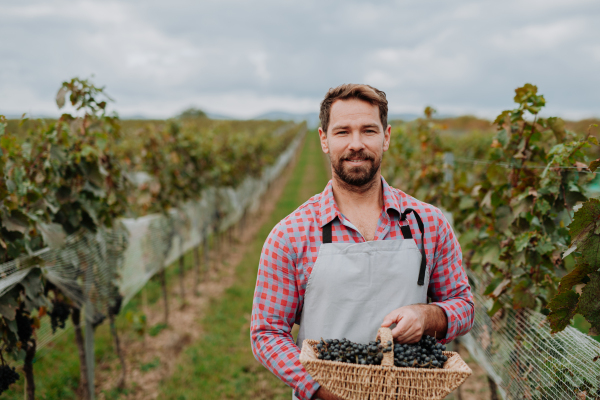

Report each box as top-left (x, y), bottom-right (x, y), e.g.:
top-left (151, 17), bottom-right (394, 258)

top-left (293, 209), bottom-right (429, 400)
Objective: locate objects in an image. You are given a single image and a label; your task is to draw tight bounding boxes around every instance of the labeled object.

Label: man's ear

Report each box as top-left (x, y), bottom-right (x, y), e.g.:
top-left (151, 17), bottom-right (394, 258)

top-left (318, 127), bottom-right (329, 154)
top-left (383, 124), bottom-right (391, 152)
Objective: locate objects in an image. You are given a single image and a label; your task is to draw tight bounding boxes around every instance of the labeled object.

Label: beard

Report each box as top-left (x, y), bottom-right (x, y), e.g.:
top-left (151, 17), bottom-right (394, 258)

top-left (331, 149), bottom-right (381, 188)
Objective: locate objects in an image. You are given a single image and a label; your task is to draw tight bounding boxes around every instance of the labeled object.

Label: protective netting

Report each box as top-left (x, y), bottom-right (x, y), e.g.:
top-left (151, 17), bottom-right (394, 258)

top-left (461, 269), bottom-right (600, 399)
top-left (0, 128), bottom-right (305, 355)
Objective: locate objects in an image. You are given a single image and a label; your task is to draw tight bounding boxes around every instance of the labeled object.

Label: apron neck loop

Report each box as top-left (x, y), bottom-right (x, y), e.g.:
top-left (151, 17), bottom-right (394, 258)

top-left (322, 220), bottom-right (333, 244)
top-left (400, 208), bottom-right (427, 286)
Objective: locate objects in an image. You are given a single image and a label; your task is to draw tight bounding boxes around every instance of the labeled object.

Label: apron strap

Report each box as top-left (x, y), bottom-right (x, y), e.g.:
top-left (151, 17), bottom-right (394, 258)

top-left (400, 208), bottom-right (427, 286)
top-left (323, 212), bottom-right (427, 286)
top-left (322, 221), bottom-right (333, 244)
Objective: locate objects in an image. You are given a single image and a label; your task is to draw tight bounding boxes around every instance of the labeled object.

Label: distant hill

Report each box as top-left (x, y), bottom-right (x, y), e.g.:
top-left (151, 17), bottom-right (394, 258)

top-left (253, 111), bottom-right (320, 128)
top-left (252, 111), bottom-right (429, 128)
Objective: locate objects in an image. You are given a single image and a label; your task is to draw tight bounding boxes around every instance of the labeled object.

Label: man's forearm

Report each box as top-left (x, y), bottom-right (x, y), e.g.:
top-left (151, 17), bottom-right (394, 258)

top-left (415, 304), bottom-right (448, 340)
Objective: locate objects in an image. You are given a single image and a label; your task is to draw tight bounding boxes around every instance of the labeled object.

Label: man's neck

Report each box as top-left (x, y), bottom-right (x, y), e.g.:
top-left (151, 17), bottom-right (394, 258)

top-left (331, 172), bottom-right (383, 217)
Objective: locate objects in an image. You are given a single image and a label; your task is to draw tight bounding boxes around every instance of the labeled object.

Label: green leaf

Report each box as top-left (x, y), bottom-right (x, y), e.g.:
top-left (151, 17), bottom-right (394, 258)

top-left (547, 290), bottom-right (579, 333)
top-left (0, 286), bottom-right (21, 320)
top-left (2, 209), bottom-right (31, 234)
top-left (486, 164), bottom-right (507, 186)
top-left (37, 222), bottom-right (67, 248)
top-left (487, 299), bottom-right (503, 317)
top-left (547, 117), bottom-right (566, 142)
top-left (459, 196), bottom-right (475, 210)
top-left (578, 272), bottom-right (600, 335)
top-left (56, 86), bottom-right (68, 109)
top-left (589, 158), bottom-right (600, 172)
top-left (458, 229), bottom-right (477, 248)
top-left (484, 275), bottom-right (505, 296)
top-left (514, 231), bottom-right (535, 252)
top-left (512, 279), bottom-right (536, 309)
top-left (19, 268), bottom-right (47, 311)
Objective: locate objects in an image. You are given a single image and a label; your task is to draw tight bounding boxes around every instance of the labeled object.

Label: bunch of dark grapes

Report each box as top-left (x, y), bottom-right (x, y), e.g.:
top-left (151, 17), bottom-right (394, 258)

top-left (314, 335), bottom-right (448, 369)
top-left (50, 301), bottom-right (71, 333)
top-left (15, 310), bottom-right (33, 344)
top-left (109, 293), bottom-right (123, 316)
top-left (315, 337), bottom-right (390, 365)
top-left (393, 335), bottom-right (448, 369)
top-left (0, 365), bottom-right (19, 395)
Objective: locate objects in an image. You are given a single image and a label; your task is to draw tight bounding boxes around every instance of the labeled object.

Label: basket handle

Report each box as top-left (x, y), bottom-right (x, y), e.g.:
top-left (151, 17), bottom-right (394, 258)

top-left (376, 327), bottom-right (394, 366)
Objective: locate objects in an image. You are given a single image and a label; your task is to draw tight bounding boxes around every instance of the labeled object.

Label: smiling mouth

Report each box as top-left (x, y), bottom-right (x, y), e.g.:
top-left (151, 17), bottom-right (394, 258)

top-left (345, 159), bottom-right (370, 163)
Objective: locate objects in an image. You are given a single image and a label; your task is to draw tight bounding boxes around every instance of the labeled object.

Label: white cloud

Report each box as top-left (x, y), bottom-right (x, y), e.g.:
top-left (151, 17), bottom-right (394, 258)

top-left (0, 0), bottom-right (599, 119)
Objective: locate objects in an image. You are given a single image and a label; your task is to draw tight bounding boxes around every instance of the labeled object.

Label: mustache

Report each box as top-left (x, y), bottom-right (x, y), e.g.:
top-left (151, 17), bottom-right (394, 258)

top-left (341, 151), bottom-right (375, 161)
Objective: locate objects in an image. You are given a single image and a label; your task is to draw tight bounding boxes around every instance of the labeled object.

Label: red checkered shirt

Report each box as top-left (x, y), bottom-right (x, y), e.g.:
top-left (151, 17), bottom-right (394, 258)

top-left (250, 177), bottom-right (474, 400)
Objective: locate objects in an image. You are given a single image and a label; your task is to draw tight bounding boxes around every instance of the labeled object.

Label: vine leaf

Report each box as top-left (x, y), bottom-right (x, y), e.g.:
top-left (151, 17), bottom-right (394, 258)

top-left (547, 290), bottom-right (580, 333)
top-left (568, 198), bottom-right (600, 267)
top-left (37, 222), bottom-right (67, 249)
top-left (557, 263), bottom-right (596, 293)
top-left (578, 272), bottom-right (600, 335)
top-left (0, 286), bottom-right (21, 321)
top-left (1, 210), bottom-right (30, 234)
top-left (589, 158), bottom-right (600, 172)
top-left (56, 86), bottom-right (68, 109)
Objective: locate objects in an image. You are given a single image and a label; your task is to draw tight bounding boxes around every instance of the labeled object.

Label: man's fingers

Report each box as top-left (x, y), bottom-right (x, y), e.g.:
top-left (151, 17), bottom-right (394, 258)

top-left (381, 311), bottom-right (403, 327)
top-left (391, 316), bottom-right (410, 338)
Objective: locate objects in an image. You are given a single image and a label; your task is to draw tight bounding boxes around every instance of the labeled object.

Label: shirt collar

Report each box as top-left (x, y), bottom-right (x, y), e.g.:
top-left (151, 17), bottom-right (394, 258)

top-left (318, 176), bottom-right (403, 228)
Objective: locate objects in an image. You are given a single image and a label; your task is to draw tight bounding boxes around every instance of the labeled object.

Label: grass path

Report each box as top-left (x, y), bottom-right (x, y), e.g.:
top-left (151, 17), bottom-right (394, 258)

top-left (158, 132), bottom-right (329, 399)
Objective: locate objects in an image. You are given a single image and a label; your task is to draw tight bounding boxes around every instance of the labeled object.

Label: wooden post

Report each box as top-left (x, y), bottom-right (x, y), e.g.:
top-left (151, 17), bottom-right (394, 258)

top-left (179, 236), bottom-right (186, 300)
top-left (109, 312), bottom-right (126, 389)
top-left (72, 308), bottom-right (90, 400)
top-left (84, 314), bottom-right (95, 400)
top-left (488, 376), bottom-right (499, 400)
top-left (160, 270), bottom-right (169, 324)
top-left (23, 340), bottom-right (36, 400)
top-left (203, 226), bottom-right (210, 275)
top-left (179, 254), bottom-right (185, 301)
top-left (194, 244), bottom-right (201, 295)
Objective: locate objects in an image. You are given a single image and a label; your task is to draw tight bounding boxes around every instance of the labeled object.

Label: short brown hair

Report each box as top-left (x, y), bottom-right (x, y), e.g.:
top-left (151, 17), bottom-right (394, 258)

top-left (319, 84), bottom-right (388, 133)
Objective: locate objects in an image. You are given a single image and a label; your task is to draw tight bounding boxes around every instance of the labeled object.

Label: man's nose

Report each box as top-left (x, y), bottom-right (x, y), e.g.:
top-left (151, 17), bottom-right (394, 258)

top-left (348, 131), bottom-right (365, 151)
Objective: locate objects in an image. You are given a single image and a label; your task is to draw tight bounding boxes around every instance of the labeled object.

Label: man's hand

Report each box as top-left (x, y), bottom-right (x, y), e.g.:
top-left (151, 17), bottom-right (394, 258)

top-left (381, 304), bottom-right (448, 343)
top-left (312, 386), bottom-right (344, 400)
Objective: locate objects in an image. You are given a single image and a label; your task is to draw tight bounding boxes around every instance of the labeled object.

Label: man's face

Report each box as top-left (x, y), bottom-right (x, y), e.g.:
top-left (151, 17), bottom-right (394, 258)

top-left (319, 99), bottom-right (391, 188)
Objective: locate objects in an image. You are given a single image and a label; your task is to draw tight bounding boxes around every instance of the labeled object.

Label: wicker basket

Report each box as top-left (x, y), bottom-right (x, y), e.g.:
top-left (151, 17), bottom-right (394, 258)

top-left (300, 328), bottom-right (472, 400)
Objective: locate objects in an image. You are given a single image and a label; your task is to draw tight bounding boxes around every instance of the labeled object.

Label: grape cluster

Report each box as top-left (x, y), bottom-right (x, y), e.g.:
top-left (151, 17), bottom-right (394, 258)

top-left (50, 301), bottom-right (71, 333)
top-left (392, 335), bottom-right (448, 369)
top-left (109, 294), bottom-right (123, 316)
top-left (315, 337), bottom-right (391, 365)
top-left (0, 365), bottom-right (20, 395)
top-left (15, 310), bottom-right (32, 344)
top-left (314, 335), bottom-right (449, 369)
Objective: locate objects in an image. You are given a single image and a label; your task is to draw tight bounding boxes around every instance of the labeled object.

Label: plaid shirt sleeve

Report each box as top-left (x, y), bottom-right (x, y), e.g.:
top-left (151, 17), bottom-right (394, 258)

top-left (250, 223), bottom-right (319, 400)
top-left (427, 212), bottom-right (475, 343)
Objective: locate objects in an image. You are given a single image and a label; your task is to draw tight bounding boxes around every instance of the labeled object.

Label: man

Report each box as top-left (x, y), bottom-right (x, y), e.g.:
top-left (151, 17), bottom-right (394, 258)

top-left (250, 84), bottom-right (474, 400)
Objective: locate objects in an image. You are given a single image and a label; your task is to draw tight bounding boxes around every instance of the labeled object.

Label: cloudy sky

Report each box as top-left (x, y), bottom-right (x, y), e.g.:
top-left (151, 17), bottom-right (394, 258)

top-left (1, 0), bottom-right (599, 120)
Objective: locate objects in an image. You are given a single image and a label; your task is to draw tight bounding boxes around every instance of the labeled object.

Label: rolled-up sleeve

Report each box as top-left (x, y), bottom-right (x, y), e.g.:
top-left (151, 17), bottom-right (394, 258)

top-left (428, 214), bottom-right (475, 343)
top-left (250, 224), bottom-right (319, 400)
